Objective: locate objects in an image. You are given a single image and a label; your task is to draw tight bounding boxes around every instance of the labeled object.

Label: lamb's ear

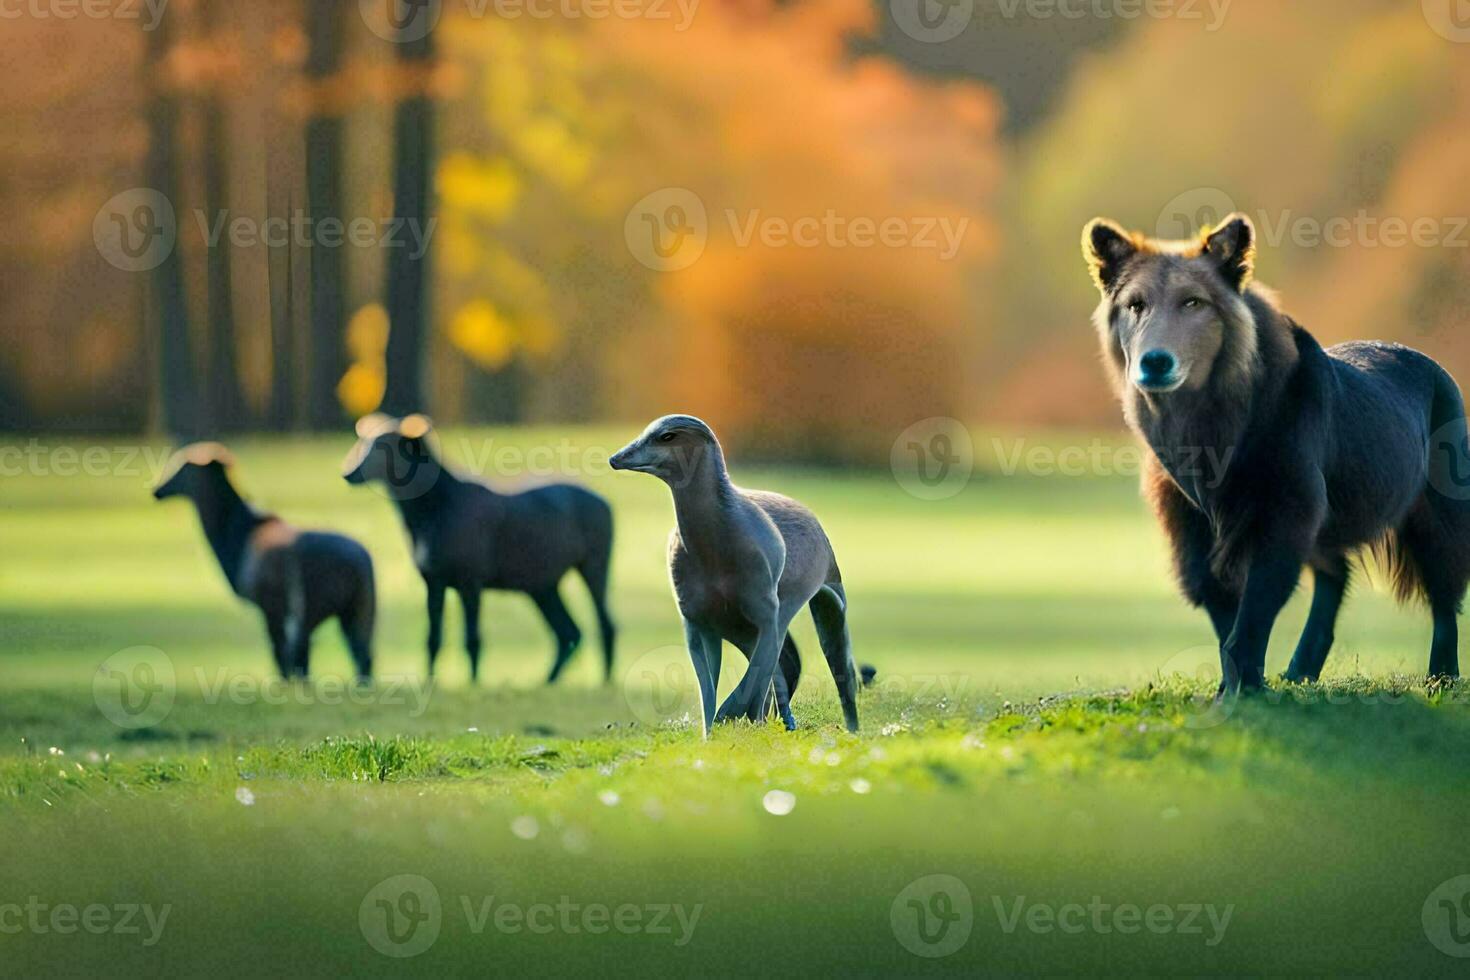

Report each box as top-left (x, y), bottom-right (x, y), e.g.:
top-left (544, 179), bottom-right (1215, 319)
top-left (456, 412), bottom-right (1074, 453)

top-left (354, 413), bottom-right (390, 439)
top-left (398, 414), bottom-right (434, 440)
top-left (1202, 213), bottom-right (1255, 291)
top-left (1082, 219), bottom-right (1137, 292)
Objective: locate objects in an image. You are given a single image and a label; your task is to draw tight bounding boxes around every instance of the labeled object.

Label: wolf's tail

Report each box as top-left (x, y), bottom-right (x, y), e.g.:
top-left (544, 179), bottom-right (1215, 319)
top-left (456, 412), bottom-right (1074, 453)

top-left (1377, 366), bottom-right (1470, 606)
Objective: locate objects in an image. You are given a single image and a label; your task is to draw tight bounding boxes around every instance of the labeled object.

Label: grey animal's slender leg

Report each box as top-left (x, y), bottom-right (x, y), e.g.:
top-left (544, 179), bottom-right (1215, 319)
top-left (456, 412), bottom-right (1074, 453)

top-left (811, 583), bottom-right (860, 732)
top-left (683, 619), bottom-right (721, 735)
top-left (458, 586), bottom-right (483, 683)
top-left (720, 629), bottom-right (796, 729)
top-left (425, 579), bottom-right (446, 677)
top-left (1284, 557), bottom-right (1349, 683)
top-left (532, 587), bottom-right (583, 684)
top-left (717, 601), bottom-right (796, 725)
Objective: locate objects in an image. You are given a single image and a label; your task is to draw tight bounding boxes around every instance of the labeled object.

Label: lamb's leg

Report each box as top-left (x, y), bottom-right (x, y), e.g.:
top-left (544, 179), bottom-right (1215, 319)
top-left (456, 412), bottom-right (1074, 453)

top-left (458, 586), bottom-right (483, 683)
top-left (576, 552), bottom-right (617, 683)
top-left (425, 579), bottom-right (446, 677)
top-left (265, 612), bottom-right (290, 680)
top-left (532, 587), bottom-right (583, 684)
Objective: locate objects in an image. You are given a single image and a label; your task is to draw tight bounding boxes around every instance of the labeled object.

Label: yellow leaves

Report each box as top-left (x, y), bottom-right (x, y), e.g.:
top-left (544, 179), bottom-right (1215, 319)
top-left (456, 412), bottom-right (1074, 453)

top-left (338, 304), bottom-right (390, 417)
top-left (450, 300), bottom-right (516, 371)
top-left (450, 300), bottom-right (562, 370)
top-left (346, 304), bottom-right (390, 363)
top-left (512, 116), bottom-right (591, 190)
top-left (338, 364), bottom-right (386, 419)
top-left (438, 153), bottom-right (520, 224)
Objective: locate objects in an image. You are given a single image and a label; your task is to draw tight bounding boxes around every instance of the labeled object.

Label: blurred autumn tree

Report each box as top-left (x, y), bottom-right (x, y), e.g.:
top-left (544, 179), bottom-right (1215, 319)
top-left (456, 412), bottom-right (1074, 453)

top-left (8, 0), bottom-right (1470, 454)
top-left (996, 0), bottom-right (1469, 425)
top-left (433, 0), bottom-right (1002, 461)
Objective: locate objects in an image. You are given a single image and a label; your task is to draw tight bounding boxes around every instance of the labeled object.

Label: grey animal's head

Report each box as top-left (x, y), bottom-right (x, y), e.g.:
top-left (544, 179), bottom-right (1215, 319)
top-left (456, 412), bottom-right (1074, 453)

top-left (609, 415), bottom-right (721, 487)
top-left (1082, 212), bottom-right (1260, 397)
top-left (153, 442), bottom-right (236, 501)
top-left (342, 413), bottom-right (442, 501)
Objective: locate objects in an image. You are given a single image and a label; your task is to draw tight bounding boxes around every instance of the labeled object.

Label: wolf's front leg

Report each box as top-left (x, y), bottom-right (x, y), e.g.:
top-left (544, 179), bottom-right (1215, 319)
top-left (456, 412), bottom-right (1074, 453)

top-left (1220, 546), bottom-right (1305, 693)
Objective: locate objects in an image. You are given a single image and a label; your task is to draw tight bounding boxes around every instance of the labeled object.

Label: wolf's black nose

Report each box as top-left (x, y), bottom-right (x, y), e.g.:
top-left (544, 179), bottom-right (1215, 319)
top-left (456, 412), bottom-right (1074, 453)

top-left (1140, 349), bottom-right (1176, 380)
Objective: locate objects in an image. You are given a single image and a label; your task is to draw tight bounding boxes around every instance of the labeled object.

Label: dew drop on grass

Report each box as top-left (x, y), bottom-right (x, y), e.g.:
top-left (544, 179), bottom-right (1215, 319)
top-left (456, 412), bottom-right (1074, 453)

top-left (849, 778), bottom-right (872, 795)
top-left (599, 790), bottom-right (620, 807)
top-left (762, 790), bottom-right (796, 816)
top-left (511, 816), bottom-right (539, 840)
top-left (235, 787), bottom-right (256, 807)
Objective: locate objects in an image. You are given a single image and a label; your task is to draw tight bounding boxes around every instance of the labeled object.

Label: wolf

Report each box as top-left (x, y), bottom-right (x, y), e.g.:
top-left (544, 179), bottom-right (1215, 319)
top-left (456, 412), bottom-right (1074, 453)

top-left (1082, 212), bottom-right (1470, 692)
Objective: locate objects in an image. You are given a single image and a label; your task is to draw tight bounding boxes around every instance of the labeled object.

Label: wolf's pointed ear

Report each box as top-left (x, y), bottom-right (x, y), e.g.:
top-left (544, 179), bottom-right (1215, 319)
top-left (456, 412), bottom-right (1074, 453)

top-left (1202, 213), bottom-right (1255, 291)
top-left (1082, 219), bottom-right (1137, 293)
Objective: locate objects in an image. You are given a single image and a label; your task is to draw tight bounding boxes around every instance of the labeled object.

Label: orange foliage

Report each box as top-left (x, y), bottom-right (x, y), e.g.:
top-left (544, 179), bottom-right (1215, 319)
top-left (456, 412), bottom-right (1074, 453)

top-left (587, 0), bottom-right (1003, 460)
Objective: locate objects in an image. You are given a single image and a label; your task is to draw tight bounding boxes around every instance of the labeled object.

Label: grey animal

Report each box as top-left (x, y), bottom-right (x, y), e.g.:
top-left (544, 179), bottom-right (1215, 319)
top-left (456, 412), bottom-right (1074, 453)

top-left (1083, 212), bottom-right (1470, 691)
top-left (154, 443), bottom-right (375, 680)
top-left (343, 414), bottom-right (616, 683)
top-left (610, 415), bottom-right (867, 733)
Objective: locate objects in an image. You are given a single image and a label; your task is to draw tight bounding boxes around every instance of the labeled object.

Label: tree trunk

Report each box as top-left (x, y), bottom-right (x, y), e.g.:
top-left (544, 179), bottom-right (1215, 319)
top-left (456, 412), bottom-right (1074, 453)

top-left (145, 6), bottom-right (202, 441)
top-left (200, 0), bottom-right (249, 433)
top-left (380, 28), bottom-right (435, 417)
top-left (304, 0), bottom-right (347, 430)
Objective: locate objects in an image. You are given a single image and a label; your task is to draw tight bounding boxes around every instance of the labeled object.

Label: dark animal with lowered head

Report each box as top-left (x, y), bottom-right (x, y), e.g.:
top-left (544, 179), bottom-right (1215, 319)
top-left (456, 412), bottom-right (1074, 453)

top-left (610, 415), bottom-right (871, 734)
top-left (343, 414), bottom-right (616, 683)
top-left (153, 443), bottom-right (375, 680)
top-left (1083, 212), bottom-right (1470, 692)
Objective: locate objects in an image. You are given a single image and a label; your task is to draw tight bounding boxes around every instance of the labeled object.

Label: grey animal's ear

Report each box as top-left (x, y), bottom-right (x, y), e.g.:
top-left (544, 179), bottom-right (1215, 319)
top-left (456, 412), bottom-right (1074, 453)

top-left (1082, 218), bottom-right (1137, 293)
top-left (1202, 213), bottom-right (1255, 291)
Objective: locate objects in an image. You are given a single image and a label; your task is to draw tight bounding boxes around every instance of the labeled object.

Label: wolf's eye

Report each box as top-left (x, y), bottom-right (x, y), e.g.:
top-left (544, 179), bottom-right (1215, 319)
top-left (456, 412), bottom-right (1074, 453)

top-left (657, 432), bottom-right (677, 444)
top-left (1128, 299), bottom-right (1146, 315)
top-left (1182, 297), bottom-right (1204, 310)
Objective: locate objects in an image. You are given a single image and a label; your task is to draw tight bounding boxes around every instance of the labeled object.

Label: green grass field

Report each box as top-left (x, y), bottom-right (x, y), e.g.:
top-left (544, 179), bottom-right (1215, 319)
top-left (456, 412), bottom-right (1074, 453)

top-left (3, 428), bottom-right (1470, 975)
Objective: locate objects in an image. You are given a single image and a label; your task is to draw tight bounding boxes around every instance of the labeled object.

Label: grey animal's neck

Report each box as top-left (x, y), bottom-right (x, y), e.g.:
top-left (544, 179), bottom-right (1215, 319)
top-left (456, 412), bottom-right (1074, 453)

top-left (667, 449), bottom-right (737, 566)
top-left (189, 476), bottom-right (264, 592)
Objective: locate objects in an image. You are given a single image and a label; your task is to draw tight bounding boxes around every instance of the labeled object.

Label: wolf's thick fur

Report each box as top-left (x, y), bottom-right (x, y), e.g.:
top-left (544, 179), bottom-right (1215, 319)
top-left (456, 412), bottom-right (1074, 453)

top-left (1083, 213), bottom-right (1470, 689)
